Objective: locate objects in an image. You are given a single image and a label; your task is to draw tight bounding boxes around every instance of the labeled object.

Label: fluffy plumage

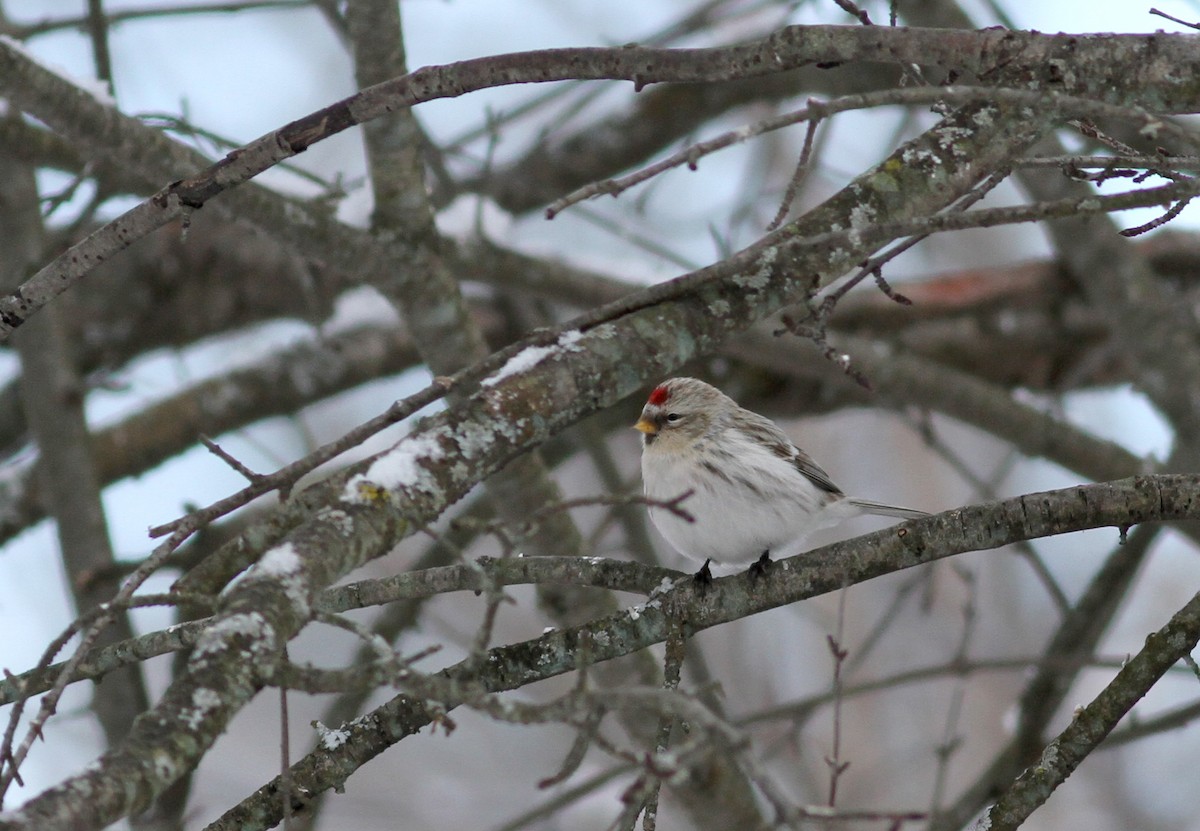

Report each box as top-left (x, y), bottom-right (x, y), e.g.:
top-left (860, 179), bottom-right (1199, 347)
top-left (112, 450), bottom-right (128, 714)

top-left (636, 377), bottom-right (927, 569)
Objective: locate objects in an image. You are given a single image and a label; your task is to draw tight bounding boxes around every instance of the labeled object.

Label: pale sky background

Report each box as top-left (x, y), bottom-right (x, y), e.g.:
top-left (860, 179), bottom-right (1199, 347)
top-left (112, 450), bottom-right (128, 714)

top-left (1, 1), bottom-right (1199, 828)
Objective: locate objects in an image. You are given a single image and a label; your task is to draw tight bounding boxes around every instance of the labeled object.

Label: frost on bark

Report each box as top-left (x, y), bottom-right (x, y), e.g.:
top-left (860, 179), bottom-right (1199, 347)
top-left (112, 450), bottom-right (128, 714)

top-left (2, 5), bottom-right (1200, 831)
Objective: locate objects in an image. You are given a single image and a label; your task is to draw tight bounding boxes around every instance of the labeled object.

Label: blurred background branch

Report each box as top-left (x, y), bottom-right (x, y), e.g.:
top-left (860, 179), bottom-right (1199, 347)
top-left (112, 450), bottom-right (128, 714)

top-left (1, 1), bottom-right (1199, 829)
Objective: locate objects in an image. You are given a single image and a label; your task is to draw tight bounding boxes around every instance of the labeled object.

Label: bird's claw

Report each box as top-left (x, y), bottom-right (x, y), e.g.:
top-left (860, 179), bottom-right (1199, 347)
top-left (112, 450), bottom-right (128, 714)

top-left (748, 551), bottom-right (772, 579)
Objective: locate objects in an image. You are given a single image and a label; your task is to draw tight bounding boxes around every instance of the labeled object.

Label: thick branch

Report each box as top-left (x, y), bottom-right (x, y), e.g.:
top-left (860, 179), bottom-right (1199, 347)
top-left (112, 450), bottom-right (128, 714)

top-left (981, 586), bottom-right (1200, 831)
top-left (2, 27), bottom-right (1200, 338)
top-left (0, 150), bottom-right (148, 762)
top-left (203, 474), bottom-right (1200, 831)
top-left (0, 57), bottom-right (1055, 829)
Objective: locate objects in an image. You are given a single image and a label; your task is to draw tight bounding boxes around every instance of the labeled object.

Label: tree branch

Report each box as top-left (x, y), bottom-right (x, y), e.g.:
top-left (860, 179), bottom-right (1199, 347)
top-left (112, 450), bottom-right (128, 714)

top-left (980, 585), bottom-right (1200, 831)
top-left (202, 474), bottom-right (1200, 831)
top-left (3, 26), bottom-right (1200, 339)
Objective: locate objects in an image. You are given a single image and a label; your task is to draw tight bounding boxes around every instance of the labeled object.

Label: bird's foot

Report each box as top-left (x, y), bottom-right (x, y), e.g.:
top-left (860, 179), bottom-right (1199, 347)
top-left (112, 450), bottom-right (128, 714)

top-left (693, 559), bottom-right (714, 591)
top-left (748, 551), bottom-right (772, 579)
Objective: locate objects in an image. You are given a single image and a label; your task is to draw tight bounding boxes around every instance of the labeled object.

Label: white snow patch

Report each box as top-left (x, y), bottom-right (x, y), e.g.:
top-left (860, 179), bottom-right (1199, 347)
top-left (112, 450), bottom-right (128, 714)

top-left (557, 329), bottom-right (584, 349)
top-left (485, 344), bottom-right (557, 386)
top-left (253, 542), bottom-right (310, 617)
top-left (322, 285), bottom-right (402, 333)
top-left (0, 35), bottom-right (115, 106)
top-left (343, 432), bottom-right (444, 500)
top-left (482, 331), bottom-right (585, 387)
top-left (257, 542), bottom-right (301, 576)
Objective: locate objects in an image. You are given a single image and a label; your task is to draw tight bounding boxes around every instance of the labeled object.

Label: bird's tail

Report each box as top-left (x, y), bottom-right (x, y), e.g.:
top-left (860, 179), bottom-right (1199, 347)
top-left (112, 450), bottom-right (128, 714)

top-left (847, 499), bottom-right (929, 520)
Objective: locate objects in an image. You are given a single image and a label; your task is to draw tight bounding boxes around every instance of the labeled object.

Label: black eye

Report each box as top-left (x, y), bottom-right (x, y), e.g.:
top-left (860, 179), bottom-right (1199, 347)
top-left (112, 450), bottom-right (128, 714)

top-left (665, 413), bottom-right (682, 422)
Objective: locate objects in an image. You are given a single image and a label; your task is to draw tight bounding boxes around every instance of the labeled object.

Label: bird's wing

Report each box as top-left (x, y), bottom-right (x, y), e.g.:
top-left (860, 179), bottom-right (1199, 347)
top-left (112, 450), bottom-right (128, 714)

top-left (787, 445), bottom-right (843, 496)
top-left (736, 411), bottom-right (844, 496)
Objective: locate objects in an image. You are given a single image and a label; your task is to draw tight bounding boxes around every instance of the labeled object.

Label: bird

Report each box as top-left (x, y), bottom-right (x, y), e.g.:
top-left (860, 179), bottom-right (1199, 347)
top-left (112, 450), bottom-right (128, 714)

top-left (634, 377), bottom-right (928, 583)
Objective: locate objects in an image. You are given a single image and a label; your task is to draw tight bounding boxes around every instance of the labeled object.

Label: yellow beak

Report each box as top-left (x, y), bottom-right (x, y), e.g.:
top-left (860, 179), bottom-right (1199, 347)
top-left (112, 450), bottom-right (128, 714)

top-left (634, 417), bottom-right (657, 435)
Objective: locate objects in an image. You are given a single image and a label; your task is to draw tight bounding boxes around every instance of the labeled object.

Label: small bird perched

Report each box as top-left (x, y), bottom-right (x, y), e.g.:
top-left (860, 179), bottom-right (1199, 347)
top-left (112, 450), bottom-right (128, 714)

top-left (635, 377), bottom-right (927, 582)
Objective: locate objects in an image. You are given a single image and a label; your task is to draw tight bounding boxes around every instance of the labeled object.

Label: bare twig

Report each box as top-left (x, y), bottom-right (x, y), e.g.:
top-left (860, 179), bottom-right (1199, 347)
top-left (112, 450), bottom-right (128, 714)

top-left (279, 649), bottom-right (293, 831)
top-left (1149, 7), bottom-right (1200, 29)
top-left (0, 526), bottom-right (192, 798)
top-left (1119, 197), bottom-right (1192, 236)
top-left (199, 434), bottom-right (263, 483)
top-left (7, 0), bottom-right (309, 38)
top-left (640, 620), bottom-right (689, 830)
top-left (824, 591), bottom-right (851, 806)
top-left (927, 565), bottom-right (978, 816)
top-left (767, 114), bottom-right (821, 231)
top-left (147, 375), bottom-right (454, 537)
top-left (545, 84), bottom-right (1200, 219)
top-left (176, 476), bottom-right (1200, 831)
top-left (832, 0), bottom-right (872, 25)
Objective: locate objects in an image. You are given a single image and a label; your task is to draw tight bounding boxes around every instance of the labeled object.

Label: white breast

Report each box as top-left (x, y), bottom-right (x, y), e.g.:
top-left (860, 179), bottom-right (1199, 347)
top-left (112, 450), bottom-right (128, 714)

top-left (641, 430), bottom-right (846, 565)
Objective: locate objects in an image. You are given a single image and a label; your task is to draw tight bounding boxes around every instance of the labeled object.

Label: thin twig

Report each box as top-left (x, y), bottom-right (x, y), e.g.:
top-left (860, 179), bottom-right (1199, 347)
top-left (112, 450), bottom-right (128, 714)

top-left (148, 375), bottom-right (455, 537)
top-left (832, 0), bottom-right (872, 25)
top-left (548, 84), bottom-right (1183, 219)
top-left (280, 647), bottom-right (293, 831)
top-left (767, 114), bottom-right (821, 231)
top-left (825, 588), bottom-right (851, 806)
top-left (454, 491), bottom-right (696, 550)
top-left (12, 0), bottom-right (309, 37)
top-left (905, 414), bottom-right (1071, 614)
top-left (0, 526), bottom-right (193, 797)
top-left (927, 565), bottom-right (978, 816)
top-left (1119, 197), bottom-right (1192, 236)
top-left (199, 434), bottom-right (263, 483)
top-left (641, 619), bottom-right (688, 830)
top-left (1149, 7), bottom-right (1200, 29)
